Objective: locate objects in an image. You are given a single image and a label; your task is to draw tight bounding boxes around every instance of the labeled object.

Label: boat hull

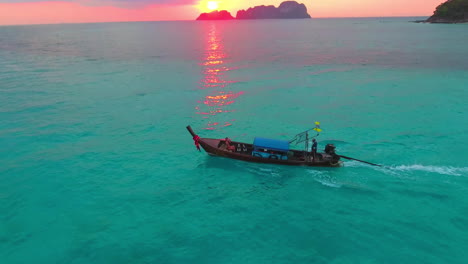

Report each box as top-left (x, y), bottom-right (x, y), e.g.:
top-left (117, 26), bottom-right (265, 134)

top-left (187, 125), bottom-right (341, 167)
top-left (199, 138), bottom-right (341, 167)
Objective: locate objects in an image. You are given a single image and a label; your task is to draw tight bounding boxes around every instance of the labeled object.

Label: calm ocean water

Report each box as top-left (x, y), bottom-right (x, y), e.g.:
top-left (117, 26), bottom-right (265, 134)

top-left (1, 17), bottom-right (468, 263)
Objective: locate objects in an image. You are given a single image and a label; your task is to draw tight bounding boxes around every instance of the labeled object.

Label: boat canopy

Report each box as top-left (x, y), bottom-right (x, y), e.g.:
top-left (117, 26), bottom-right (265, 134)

top-left (253, 137), bottom-right (290, 152)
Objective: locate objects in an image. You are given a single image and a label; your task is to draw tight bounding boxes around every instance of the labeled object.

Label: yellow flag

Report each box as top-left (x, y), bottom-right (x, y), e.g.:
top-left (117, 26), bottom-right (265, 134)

top-left (313, 121), bottom-right (322, 132)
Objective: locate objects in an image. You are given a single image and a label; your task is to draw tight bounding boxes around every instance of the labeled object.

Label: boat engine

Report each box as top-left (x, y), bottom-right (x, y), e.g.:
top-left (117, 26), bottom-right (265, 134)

top-left (324, 144), bottom-right (336, 155)
top-left (325, 144), bottom-right (340, 164)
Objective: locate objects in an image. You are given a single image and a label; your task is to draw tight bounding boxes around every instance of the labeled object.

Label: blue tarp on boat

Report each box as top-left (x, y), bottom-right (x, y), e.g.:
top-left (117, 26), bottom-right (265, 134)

top-left (253, 137), bottom-right (290, 152)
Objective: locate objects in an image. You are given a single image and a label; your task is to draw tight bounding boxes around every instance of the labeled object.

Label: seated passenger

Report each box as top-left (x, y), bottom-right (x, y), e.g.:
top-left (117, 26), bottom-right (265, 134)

top-left (225, 137), bottom-right (236, 152)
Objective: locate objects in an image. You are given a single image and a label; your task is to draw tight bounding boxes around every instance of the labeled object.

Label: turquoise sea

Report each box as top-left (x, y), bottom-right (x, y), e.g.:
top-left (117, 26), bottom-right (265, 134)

top-left (1, 17), bottom-right (468, 263)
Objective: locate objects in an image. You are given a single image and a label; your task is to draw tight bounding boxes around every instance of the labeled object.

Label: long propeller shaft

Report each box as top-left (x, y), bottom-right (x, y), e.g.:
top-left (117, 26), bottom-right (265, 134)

top-left (338, 155), bottom-right (382, 167)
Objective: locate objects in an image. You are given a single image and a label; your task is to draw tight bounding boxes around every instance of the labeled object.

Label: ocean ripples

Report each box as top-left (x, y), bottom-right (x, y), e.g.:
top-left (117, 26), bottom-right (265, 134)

top-left (2, 19), bottom-right (468, 264)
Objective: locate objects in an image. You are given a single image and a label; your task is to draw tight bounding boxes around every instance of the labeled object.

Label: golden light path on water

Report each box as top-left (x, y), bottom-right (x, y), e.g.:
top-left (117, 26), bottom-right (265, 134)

top-left (196, 23), bottom-right (243, 130)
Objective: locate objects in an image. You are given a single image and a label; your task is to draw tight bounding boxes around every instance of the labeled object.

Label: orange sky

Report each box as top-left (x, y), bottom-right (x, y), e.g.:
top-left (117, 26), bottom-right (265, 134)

top-left (0, 0), bottom-right (445, 26)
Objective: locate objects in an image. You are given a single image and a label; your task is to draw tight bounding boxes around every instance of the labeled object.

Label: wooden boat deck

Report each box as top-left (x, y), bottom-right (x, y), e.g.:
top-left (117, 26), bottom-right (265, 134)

top-left (198, 137), bottom-right (341, 167)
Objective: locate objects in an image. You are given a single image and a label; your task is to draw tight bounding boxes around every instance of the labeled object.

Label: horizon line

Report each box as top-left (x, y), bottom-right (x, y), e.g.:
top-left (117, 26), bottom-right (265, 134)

top-left (0, 16), bottom-right (431, 27)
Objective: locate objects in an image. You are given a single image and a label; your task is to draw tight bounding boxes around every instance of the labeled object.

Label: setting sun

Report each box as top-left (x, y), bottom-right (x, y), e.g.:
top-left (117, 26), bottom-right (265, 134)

top-left (207, 1), bottom-right (219, 11)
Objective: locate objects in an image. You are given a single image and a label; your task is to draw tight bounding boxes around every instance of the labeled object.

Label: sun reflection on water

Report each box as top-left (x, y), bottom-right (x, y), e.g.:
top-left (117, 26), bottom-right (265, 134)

top-left (196, 23), bottom-right (242, 130)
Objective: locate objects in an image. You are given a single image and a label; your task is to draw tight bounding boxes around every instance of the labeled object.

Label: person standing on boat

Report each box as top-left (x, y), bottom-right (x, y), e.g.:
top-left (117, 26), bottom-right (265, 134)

top-left (311, 138), bottom-right (317, 161)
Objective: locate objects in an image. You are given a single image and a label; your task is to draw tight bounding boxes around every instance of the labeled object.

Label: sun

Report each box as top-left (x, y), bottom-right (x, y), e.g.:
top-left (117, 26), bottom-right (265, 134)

top-left (197, 0), bottom-right (225, 13)
top-left (207, 1), bottom-right (219, 11)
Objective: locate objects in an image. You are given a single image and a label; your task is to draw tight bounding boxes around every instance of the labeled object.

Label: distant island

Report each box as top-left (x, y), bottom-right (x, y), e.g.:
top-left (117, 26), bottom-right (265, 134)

top-left (196, 1), bottom-right (311, 21)
top-left (237, 1), bottom-right (311, 19)
top-left (425, 0), bottom-right (468, 23)
top-left (196, 10), bottom-right (234, 20)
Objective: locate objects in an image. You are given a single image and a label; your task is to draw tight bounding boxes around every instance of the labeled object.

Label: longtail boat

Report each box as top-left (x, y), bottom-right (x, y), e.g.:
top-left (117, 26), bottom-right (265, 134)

top-left (186, 124), bottom-right (343, 167)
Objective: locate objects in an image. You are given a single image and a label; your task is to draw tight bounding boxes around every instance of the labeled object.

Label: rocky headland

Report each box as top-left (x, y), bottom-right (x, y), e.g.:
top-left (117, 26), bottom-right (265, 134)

top-left (196, 1), bottom-right (310, 21)
top-left (237, 1), bottom-right (311, 19)
top-left (425, 0), bottom-right (468, 23)
top-left (196, 10), bottom-right (234, 20)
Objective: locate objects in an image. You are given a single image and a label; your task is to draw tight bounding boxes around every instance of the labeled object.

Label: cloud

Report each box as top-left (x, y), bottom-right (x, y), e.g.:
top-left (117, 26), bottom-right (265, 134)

top-left (85, 0), bottom-right (197, 6)
top-left (0, 0), bottom-right (198, 6)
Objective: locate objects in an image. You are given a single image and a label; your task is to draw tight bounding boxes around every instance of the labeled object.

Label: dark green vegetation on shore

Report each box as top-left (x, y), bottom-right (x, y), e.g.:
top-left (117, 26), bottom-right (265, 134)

top-left (426, 0), bottom-right (468, 23)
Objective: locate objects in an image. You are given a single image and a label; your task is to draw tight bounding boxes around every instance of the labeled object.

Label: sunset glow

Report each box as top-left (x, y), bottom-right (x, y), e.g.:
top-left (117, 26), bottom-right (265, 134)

top-left (207, 1), bottom-right (219, 11)
top-left (0, 0), bottom-right (446, 26)
top-left (197, 23), bottom-right (242, 130)
top-left (197, 0), bottom-right (225, 13)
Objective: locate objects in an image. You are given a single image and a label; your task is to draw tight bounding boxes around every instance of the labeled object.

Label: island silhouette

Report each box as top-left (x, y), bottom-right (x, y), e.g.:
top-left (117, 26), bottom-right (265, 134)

top-left (425, 0), bottom-right (468, 23)
top-left (196, 10), bottom-right (234, 20)
top-left (196, 1), bottom-right (310, 20)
